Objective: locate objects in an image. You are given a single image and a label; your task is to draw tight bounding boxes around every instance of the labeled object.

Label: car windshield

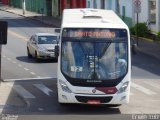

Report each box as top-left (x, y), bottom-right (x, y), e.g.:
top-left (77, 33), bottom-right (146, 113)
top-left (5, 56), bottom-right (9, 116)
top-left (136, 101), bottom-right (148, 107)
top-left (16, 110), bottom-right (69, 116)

top-left (61, 28), bottom-right (128, 80)
top-left (38, 36), bottom-right (57, 44)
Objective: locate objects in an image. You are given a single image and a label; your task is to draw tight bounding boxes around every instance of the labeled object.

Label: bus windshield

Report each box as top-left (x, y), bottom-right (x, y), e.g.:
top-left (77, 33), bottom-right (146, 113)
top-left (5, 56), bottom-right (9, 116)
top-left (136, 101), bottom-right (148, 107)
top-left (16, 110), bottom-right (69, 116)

top-left (61, 28), bottom-right (128, 81)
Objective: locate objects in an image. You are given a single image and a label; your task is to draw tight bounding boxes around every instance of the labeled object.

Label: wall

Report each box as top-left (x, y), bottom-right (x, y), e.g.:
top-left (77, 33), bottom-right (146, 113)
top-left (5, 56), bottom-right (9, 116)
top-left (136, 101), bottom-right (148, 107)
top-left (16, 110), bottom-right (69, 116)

top-left (10, 0), bottom-right (22, 8)
top-left (60, 0), bottom-right (86, 15)
top-left (1, 0), bottom-right (9, 5)
top-left (9, 0), bottom-right (53, 16)
top-left (86, 0), bottom-right (93, 8)
top-left (52, 0), bottom-right (59, 17)
top-left (119, 0), bottom-right (133, 27)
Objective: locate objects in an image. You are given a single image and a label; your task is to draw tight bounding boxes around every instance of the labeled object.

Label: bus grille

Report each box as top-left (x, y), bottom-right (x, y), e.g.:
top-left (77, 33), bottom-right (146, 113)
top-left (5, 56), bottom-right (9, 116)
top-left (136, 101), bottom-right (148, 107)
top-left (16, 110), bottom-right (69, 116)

top-left (75, 96), bottom-right (113, 103)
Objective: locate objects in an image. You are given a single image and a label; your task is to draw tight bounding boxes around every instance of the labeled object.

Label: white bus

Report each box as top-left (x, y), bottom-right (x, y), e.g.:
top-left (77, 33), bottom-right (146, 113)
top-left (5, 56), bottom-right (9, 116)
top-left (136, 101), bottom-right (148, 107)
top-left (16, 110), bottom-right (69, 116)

top-left (56, 9), bottom-right (131, 106)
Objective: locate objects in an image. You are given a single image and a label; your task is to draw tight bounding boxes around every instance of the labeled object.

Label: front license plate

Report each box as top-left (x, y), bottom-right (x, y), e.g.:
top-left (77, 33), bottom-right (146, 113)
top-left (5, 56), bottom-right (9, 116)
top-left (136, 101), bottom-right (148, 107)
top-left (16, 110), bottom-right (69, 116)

top-left (87, 100), bottom-right (101, 105)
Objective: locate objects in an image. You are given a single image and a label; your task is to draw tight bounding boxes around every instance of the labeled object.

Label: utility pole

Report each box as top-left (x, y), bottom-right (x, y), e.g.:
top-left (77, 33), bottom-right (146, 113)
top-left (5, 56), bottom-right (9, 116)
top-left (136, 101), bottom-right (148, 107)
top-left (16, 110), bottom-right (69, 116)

top-left (134, 0), bottom-right (141, 46)
top-left (22, 0), bottom-right (26, 15)
top-left (156, 0), bottom-right (160, 32)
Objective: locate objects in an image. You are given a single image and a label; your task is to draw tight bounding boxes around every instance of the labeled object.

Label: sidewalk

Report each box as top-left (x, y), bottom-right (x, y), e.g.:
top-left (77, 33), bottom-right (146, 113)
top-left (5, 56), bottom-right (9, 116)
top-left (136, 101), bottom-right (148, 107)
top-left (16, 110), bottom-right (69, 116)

top-left (0, 3), bottom-right (61, 27)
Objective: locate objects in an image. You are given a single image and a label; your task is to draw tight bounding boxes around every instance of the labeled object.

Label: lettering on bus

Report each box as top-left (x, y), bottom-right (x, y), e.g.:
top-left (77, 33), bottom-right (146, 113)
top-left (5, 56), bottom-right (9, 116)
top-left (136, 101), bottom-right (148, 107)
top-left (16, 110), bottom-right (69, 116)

top-left (74, 31), bottom-right (116, 38)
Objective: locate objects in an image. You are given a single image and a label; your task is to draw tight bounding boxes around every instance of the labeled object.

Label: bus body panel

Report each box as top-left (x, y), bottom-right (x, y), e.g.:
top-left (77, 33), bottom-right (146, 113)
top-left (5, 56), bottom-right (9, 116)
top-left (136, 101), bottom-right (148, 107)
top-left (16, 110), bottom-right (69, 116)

top-left (57, 9), bottom-right (131, 105)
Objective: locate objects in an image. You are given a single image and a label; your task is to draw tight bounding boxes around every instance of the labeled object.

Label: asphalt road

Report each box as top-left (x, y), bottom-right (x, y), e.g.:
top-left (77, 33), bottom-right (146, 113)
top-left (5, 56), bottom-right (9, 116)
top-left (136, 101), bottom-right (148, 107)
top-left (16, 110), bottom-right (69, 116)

top-left (1, 10), bottom-right (57, 80)
top-left (1, 10), bottom-right (160, 120)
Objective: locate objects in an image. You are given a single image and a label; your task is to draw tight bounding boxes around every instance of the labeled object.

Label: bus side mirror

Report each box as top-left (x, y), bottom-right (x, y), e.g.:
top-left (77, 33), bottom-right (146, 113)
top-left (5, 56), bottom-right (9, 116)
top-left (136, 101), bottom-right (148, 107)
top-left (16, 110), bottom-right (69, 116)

top-left (131, 44), bottom-right (137, 55)
top-left (0, 21), bottom-right (8, 45)
top-left (54, 28), bottom-right (61, 33)
top-left (55, 45), bottom-right (59, 57)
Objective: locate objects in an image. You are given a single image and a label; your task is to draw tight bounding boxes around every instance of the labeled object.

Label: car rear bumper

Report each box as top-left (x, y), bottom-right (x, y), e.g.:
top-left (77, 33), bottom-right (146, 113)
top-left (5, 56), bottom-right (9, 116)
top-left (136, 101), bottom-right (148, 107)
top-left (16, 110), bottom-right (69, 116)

top-left (37, 52), bottom-right (56, 59)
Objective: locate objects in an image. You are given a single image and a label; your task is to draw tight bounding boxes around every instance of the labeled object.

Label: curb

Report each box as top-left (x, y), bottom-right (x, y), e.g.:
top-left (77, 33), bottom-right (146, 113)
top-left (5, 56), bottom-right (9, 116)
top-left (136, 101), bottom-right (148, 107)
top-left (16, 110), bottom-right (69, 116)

top-left (131, 35), bottom-right (153, 42)
top-left (0, 7), bottom-right (60, 27)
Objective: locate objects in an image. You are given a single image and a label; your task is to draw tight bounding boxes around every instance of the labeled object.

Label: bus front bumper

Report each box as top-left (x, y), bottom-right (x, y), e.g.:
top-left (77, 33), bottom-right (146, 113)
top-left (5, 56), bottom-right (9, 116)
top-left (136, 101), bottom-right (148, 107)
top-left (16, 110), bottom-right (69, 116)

top-left (58, 91), bottom-right (129, 105)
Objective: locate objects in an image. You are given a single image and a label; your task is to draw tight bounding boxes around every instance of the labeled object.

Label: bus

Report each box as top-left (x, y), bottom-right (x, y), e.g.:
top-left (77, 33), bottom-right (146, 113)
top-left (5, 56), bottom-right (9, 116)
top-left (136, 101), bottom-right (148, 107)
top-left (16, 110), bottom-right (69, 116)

top-left (56, 9), bottom-right (131, 106)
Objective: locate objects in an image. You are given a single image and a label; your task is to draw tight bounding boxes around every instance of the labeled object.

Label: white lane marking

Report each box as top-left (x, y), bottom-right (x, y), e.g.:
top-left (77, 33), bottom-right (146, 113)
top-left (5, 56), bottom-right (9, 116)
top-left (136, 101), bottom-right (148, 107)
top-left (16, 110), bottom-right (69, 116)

top-left (12, 61), bottom-right (17, 64)
top-left (7, 58), bottom-right (11, 61)
top-left (143, 81), bottom-right (160, 90)
top-left (13, 85), bottom-right (35, 99)
top-left (30, 72), bottom-right (36, 75)
top-left (131, 82), bottom-right (157, 95)
top-left (3, 55), bottom-right (6, 58)
top-left (34, 84), bottom-right (53, 96)
top-left (24, 68), bottom-right (29, 71)
top-left (18, 64), bottom-right (22, 67)
top-left (38, 108), bottom-right (44, 111)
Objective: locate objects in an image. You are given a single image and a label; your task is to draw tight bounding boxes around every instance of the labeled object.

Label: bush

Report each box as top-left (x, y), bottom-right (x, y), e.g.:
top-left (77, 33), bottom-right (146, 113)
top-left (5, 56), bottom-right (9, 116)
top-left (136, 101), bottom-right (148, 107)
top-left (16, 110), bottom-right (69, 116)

top-left (130, 27), bottom-right (135, 35)
top-left (156, 32), bottom-right (160, 42)
top-left (134, 23), bottom-right (148, 37)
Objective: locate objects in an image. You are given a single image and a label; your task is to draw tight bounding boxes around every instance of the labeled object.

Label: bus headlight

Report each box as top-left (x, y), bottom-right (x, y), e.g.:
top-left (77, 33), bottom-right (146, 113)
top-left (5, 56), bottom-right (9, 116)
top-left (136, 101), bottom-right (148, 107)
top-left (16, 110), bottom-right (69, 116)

top-left (59, 80), bottom-right (72, 93)
top-left (117, 81), bottom-right (129, 94)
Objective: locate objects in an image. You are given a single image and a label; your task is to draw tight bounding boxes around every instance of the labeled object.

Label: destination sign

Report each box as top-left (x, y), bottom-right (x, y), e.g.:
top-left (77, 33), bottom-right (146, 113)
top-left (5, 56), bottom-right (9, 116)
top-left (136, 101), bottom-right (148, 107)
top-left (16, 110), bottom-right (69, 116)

top-left (62, 28), bottom-right (127, 39)
top-left (74, 31), bottom-right (116, 38)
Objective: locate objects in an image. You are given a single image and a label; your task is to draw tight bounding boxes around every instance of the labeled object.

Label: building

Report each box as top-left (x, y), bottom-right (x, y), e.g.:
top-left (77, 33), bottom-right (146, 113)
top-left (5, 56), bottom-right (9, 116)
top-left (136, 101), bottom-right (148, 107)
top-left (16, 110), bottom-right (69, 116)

top-left (123, 0), bottom-right (160, 33)
top-left (86, 0), bottom-right (160, 33)
top-left (8, 0), bottom-right (86, 17)
top-left (9, 0), bottom-right (53, 16)
top-left (86, 0), bottom-right (117, 11)
top-left (1, 0), bottom-right (9, 5)
top-left (60, 0), bottom-right (86, 16)
top-left (86, 0), bottom-right (133, 27)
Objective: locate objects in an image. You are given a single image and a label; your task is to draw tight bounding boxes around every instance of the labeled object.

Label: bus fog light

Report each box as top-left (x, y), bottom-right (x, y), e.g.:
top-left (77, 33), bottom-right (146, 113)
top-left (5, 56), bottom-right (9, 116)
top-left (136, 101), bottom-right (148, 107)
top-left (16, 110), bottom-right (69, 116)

top-left (59, 80), bottom-right (72, 93)
top-left (118, 81), bottom-right (129, 94)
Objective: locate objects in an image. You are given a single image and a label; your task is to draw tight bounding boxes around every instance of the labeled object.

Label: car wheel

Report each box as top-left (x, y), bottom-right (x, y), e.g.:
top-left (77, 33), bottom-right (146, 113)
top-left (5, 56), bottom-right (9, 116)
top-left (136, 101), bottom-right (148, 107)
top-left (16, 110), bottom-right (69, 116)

top-left (35, 51), bottom-right (39, 62)
top-left (27, 47), bottom-right (32, 58)
top-left (54, 57), bottom-right (58, 62)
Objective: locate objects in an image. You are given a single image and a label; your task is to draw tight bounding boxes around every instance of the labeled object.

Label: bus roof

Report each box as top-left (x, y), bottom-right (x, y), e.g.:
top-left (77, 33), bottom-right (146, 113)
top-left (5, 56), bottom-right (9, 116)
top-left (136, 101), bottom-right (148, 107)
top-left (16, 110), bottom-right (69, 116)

top-left (62, 9), bottom-right (128, 29)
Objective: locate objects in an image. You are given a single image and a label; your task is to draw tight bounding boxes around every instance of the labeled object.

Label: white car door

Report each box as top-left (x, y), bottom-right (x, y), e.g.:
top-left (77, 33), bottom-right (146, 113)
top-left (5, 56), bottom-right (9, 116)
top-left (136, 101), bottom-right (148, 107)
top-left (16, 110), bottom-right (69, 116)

top-left (29, 36), bottom-right (36, 56)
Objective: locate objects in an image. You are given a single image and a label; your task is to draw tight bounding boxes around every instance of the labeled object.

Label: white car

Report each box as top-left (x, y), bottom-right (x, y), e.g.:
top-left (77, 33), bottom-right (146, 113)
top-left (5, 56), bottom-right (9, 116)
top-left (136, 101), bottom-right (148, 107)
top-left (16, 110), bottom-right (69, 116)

top-left (27, 33), bottom-right (59, 61)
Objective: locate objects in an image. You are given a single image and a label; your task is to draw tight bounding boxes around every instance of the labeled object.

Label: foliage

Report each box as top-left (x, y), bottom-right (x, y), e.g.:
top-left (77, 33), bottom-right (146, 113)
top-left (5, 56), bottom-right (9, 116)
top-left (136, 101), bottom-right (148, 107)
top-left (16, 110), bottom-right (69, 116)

top-left (134, 23), bottom-right (149, 37)
top-left (129, 27), bottom-right (135, 35)
top-left (156, 32), bottom-right (160, 42)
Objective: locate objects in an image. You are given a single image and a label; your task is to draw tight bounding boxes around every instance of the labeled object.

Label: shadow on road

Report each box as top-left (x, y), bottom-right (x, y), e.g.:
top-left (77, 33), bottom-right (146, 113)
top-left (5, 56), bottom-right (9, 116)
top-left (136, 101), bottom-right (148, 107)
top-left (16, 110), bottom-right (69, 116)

top-left (54, 104), bottom-right (121, 115)
top-left (1, 16), bottom-right (53, 28)
top-left (2, 79), bottom-right (121, 115)
top-left (16, 56), bottom-right (57, 63)
top-left (132, 52), bottom-right (160, 78)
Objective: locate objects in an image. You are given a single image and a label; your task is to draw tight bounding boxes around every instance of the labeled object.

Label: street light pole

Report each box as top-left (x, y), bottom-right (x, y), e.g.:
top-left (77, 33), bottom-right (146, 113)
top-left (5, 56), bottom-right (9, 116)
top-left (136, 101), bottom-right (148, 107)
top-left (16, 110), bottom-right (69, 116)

top-left (137, 12), bottom-right (139, 46)
top-left (156, 0), bottom-right (160, 32)
top-left (22, 0), bottom-right (26, 15)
